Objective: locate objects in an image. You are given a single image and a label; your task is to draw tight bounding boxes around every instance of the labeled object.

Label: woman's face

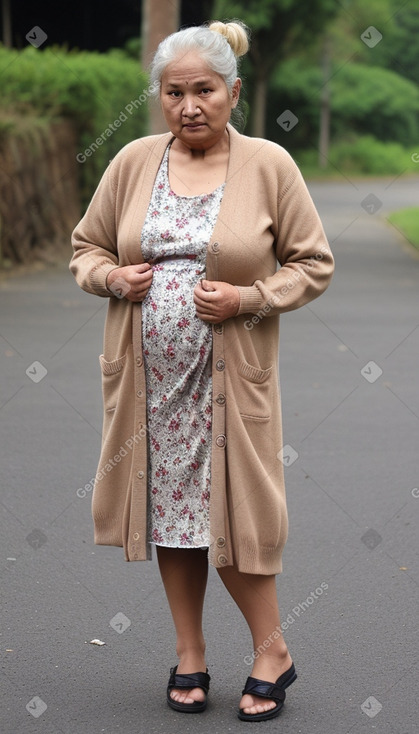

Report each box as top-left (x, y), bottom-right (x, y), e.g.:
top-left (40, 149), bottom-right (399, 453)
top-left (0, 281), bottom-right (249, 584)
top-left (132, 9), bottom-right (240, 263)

top-left (160, 51), bottom-right (241, 150)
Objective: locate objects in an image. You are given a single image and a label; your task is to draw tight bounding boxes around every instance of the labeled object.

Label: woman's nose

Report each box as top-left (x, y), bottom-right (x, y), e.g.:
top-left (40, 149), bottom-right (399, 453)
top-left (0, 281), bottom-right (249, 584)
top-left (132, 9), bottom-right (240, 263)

top-left (183, 96), bottom-right (200, 116)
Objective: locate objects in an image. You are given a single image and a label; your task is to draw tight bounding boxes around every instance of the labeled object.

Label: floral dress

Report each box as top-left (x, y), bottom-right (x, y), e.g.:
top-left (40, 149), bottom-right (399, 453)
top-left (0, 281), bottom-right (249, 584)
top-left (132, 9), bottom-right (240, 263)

top-left (141, 144), bottom-right (225, 548)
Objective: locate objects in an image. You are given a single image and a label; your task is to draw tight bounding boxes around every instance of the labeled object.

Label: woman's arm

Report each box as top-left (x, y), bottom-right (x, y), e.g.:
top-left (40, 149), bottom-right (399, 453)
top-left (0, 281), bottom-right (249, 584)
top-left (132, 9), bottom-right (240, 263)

top-left (235, 168), bottom-right (334, 317)
top-left (70, 162), bottom-right (121, 297)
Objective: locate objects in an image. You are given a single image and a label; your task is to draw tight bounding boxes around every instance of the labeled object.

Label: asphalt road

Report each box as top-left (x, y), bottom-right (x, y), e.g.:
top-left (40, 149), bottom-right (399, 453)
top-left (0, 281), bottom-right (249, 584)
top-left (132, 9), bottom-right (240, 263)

top-left (1, 174), bottom-right (419, 734)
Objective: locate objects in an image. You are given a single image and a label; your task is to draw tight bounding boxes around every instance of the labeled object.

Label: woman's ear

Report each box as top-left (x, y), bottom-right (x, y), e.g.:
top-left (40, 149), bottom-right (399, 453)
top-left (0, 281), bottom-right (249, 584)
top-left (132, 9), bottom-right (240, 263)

top-left (231, 78), bottom-right (242, 109)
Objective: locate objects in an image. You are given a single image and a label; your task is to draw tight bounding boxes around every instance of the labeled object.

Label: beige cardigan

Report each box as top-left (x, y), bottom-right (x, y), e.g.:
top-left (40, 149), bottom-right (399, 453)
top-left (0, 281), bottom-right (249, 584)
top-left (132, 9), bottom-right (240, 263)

top-left (70, 123), bottom-right (334, 575)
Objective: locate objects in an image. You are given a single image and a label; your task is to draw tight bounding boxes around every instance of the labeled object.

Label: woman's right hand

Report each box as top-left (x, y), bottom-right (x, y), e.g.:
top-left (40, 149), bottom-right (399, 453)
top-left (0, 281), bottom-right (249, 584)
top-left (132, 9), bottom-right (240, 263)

top-left (106, 263), bottom-right (153, 302)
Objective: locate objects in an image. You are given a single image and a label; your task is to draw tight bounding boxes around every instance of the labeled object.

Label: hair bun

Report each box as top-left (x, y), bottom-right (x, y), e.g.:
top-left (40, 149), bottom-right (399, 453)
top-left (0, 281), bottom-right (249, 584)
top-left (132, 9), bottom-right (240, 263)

top-left (209, 20), bottom-right (250, 57)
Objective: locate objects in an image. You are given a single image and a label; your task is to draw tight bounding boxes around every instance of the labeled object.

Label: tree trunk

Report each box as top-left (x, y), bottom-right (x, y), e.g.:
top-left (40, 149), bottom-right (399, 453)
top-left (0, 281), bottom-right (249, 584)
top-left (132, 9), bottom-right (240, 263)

top-left (251, 72), bottom-right (268, 139)
top-left (2, 0), bottom-right (12, 48)
top-left (318, 36), bottom-right (331, 168)
top-left (142, 0), bottom-right (181, 134)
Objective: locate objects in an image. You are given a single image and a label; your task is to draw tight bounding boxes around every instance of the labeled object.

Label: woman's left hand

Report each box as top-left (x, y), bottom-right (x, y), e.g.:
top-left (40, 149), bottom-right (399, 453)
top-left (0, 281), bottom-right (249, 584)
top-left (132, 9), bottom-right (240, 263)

top-left (193, 279), bottom-right (240, 323)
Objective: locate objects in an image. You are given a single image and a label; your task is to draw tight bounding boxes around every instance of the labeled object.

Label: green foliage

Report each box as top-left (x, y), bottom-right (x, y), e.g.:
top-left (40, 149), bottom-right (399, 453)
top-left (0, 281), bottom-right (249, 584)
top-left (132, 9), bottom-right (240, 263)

top-left (267, 58), bottom-right (419, 150)
top-left (297, 136), bottom-right (419, 175)
top-left (212, 0), bottom-right (340, 135)
top-left (0, 44), bottom-right (149, 204)
top-left (371, 0), bottom-right (419, 85)
top-left (388, 207), bottom-right (419, 250)
top-left (330, 63), bottom-right (419, 145)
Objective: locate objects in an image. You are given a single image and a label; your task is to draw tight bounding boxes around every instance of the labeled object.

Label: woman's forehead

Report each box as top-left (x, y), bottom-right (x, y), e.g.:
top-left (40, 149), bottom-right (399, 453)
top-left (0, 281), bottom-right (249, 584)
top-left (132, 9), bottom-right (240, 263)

top-left (162, 53), bottom-right (219, 85)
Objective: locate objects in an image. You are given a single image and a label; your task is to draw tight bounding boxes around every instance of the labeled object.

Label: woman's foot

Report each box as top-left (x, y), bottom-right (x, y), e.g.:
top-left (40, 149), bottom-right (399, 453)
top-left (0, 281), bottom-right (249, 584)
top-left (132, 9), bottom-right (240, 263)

top-left (239, 650), bottom-right (294, 716)
top-left (168, 651), bottom-right (208, 705)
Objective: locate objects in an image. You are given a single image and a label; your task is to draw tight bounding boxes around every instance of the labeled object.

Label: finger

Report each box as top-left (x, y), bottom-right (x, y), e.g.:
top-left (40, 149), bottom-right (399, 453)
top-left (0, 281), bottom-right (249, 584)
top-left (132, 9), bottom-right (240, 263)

top-left (200, 279), bottom-right (216, 292)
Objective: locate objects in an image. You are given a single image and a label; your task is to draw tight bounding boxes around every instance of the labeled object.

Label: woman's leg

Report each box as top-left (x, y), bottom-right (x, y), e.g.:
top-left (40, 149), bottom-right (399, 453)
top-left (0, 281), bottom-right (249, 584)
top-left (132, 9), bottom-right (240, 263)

top-left (157, 546), bottom-right (208, 704)
top-left (217, 565), bottom-right (293, 716)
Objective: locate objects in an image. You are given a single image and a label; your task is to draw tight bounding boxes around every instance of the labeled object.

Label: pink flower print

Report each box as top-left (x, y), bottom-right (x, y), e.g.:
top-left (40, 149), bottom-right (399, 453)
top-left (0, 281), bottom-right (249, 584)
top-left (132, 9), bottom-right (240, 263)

top-left (147, 325), bottom-right (159, 338)
top-left (151, 437), bottom-right (160, 451)
top-left (168, 417), bottom-right (180, 432)
top-left (172, 488), bottom-right (183, 501)
top-left (166, 277), bottom-right (179, 291)
top-left (152, 528), bottom-right (163, 542)
top-left (150, 299), bottom-right (158, 312)
top-left (151, 487), bottom-right (158, 495)
top-left (177, 317), bottom-right (190, 329)
top-left (190, 461), bottom-right (200, 471)
top-left (180, 532), bottom-right (190, 545)
top-left (155, 466), bottom-right (168, 478)
top-left (166, 343), bottom-right (175, 359)
top-left (151, 366), bottom-right (163, 382)
top-left (156, 505), bottom-right (165, 518)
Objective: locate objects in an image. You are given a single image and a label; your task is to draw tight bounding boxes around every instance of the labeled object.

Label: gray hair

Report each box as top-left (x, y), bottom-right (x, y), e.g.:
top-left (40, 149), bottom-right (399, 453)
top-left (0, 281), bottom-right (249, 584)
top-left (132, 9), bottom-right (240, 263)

top-left (149, 21), bottom-right (249, 99)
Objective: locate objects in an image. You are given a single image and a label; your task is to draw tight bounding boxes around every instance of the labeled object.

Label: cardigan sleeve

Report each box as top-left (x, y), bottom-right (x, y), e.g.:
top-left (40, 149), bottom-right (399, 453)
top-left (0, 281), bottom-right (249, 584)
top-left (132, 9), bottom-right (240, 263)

top-left (69, 160), bottom-right (120, 297)
top-left (235, 166), bottom-right (334, 316)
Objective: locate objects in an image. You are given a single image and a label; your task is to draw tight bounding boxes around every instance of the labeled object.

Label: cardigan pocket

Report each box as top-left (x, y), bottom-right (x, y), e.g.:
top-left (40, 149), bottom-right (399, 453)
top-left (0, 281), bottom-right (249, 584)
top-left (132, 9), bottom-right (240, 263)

top-left (236, 359), bottom-right (272, 421)
top-left (99, 353), bottom-right (127, 414)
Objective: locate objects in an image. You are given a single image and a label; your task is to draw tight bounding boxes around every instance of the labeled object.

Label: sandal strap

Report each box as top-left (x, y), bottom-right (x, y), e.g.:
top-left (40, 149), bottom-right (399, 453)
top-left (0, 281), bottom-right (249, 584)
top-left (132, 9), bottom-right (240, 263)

top-left (168, 666), bottom-right (211, 694)
top-left (241, 676), bottom-right (286, 705)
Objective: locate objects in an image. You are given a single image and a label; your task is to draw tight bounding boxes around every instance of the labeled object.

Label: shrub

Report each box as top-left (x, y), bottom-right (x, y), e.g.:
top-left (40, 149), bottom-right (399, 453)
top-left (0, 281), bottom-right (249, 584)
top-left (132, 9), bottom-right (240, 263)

top-left (268, 57), bottom-right (419, 152)
top-left (0, 44), bottom-right (150, 205)
top-left (297, 135), bottom-right (419, 175)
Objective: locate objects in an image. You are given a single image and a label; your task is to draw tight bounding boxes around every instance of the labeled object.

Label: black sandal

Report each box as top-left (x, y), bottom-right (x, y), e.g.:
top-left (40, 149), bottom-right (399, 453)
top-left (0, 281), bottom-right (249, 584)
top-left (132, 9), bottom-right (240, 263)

top-left (238, 662), bottom-right (297, 722)
top-left (167, 665), bottom-right (211, 713)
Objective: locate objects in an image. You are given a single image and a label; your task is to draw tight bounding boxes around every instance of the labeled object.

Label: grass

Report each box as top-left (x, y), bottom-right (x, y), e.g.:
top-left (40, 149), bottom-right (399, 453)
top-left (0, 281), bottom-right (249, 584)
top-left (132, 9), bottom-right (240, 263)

top-left (387, 207), bottom-right (419, 251)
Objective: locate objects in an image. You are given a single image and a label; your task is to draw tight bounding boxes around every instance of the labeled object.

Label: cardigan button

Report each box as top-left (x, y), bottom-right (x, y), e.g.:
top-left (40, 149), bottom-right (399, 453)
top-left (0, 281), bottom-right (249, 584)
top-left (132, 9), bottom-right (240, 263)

top-left (216, 536), bottom-right (226, 548)
top-left (218, 554), bottom-right (228, 565)
top-left (136, 356), bottom-right (143, 367)
top-left (214, 323), bottom-right (223, 335)
top-left (216, 359), bottom-right (225, 371)
top-left (133, 532), bottom-right (140, 541)
top-left (211, 241), bottom-right (220, 253)
top-left (137, 470), bottom-right (144, 479)
top-left (216, 434), bottom-right (226, 448)
top-left (215, 393), bottom-right (226, 406)
top-left (136, 390), bottom-right (143, 398)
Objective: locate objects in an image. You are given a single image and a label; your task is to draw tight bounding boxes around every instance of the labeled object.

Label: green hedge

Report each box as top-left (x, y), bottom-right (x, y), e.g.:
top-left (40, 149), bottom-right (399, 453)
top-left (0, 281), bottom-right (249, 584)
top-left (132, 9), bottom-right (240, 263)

top-left (268, 57), bottom-right (419, 153)
top-left (297, 136), bottom-right (419, 176)
top-left (0, 45), bottom-right (152, 205)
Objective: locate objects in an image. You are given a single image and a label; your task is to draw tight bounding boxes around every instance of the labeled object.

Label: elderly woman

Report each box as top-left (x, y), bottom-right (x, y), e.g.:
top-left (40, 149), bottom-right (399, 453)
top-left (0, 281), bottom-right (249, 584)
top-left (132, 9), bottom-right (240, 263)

top-left (70, 20), bottom-right (334, 722)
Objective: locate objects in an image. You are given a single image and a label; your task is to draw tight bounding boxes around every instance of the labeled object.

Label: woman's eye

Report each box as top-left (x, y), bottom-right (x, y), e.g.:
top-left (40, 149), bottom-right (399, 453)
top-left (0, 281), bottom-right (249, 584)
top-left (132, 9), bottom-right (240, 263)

top-left (200, 89), bottom-right (211, 95)
top-left (169, 91), bottom-right (181, 98)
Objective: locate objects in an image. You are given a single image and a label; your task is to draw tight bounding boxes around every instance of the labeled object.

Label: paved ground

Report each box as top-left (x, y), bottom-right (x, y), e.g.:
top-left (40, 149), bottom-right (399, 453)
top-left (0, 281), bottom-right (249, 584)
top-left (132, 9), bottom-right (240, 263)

top-left (1, 174), bottom-right (418, 734)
